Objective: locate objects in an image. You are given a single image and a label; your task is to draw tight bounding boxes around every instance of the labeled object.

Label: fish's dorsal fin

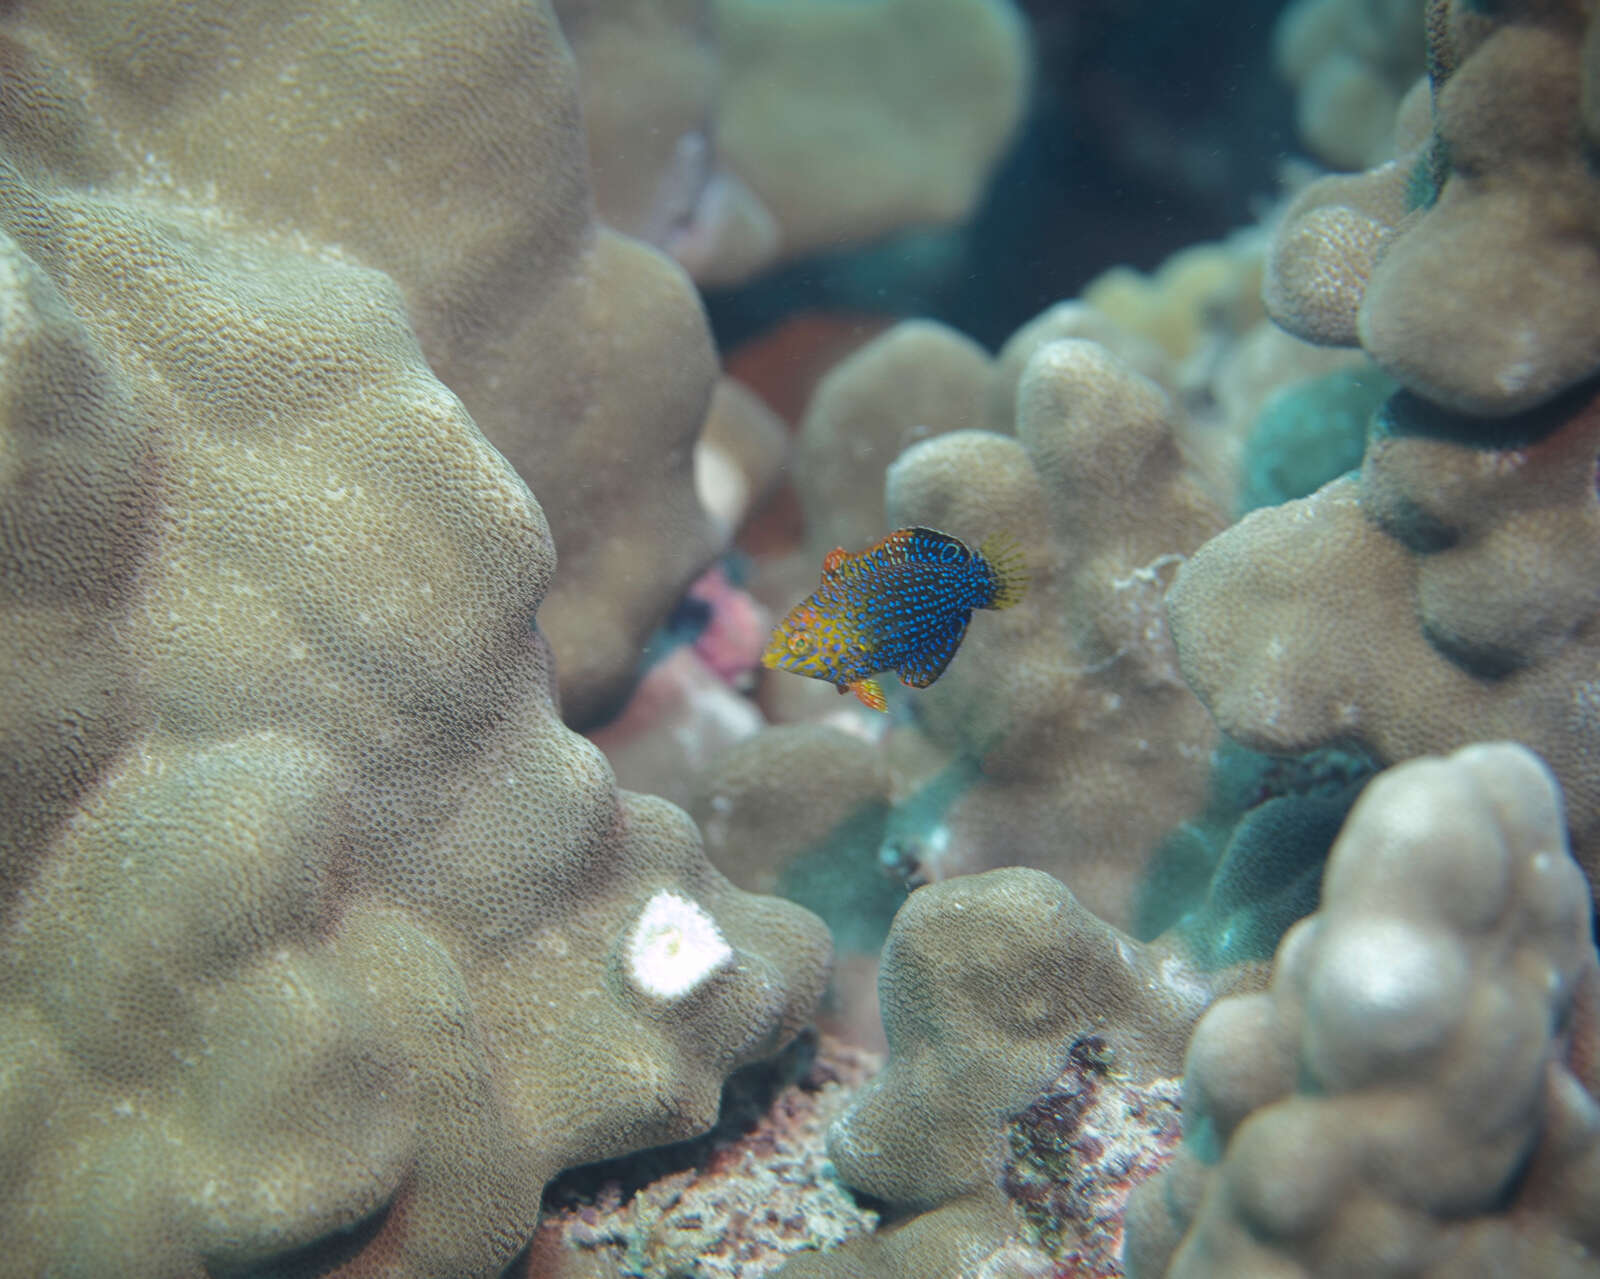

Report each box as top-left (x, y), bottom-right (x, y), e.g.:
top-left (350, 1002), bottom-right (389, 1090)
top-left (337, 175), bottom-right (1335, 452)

top-left (833, 527), bottom-right (970, 581)
top-left (897, 615), bottom-right (968, 688)
top-left (893, 527), bottom-right (971, 565)
top-left (821, 547), bottom-right (848, 576)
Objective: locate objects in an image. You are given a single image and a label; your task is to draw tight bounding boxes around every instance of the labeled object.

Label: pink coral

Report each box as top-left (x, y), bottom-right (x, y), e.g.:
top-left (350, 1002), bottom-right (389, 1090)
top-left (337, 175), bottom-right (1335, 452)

top-left (691, 565), bottom-right (773, 684)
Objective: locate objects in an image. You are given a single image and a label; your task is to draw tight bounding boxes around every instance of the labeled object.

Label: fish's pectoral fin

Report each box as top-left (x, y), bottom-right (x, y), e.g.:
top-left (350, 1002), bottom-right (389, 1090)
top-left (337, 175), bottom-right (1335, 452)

top-left (897, 615), bottom-right (969, 688)
top-left (848, 678), bottom-right (889, 712)
top-left (822, 547), bottom-right (849, 576)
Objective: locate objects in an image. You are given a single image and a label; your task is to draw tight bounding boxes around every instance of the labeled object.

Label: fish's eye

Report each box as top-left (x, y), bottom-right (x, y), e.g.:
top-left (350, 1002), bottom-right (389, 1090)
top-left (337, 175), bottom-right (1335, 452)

top-left (787, 630), bottom-right (812, 656)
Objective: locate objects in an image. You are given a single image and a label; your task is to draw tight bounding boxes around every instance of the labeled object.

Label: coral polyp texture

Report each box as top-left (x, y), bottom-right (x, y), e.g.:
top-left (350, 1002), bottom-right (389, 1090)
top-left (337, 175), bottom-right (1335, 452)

top-left (1124, 743), bottom-right (1600, 1277)
top-left (0, 0), bottom-right (730, 730)
top-left (1173, 0), bottom-right (1600, 884)
top-left (0, 6), bottom-right (831, 1277)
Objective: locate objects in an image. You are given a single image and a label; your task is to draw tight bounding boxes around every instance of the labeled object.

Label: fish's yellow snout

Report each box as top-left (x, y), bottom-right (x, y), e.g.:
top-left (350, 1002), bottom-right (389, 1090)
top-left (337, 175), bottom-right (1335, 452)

top-left (761, 621), bottom-right (817, 671)
top-left (761, 624), bottom-right (808, 669)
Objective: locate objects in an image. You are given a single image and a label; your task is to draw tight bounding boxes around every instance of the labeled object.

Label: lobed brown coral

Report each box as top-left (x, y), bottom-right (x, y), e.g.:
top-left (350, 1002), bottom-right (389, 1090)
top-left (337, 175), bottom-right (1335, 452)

top-left (824, 868), bottom-right (1208, 1214)
top-left (760, 746), bottom-right (1600, 1278)
top-left (0, 0), bottom-right (726, 729)
top-left (1169, 391), bottom-right (1600, 880)
top-left (747, 303), bottom-right (1258, 926)
top-left (773, 867), bottom-right (1223, 1278)
top-left (1175, 0), bottom-right (1600, 883)
top-left (1267, 0), bottom-right (1600, 417)
top-left (714, 0), bottom-right (1028, 268)
top-left (877, 338), bottom-right (1227, 925)
top-left (0, 5), bottom-right (832, 1276)
top-left (1272, 0), bottom-right (1426, 170)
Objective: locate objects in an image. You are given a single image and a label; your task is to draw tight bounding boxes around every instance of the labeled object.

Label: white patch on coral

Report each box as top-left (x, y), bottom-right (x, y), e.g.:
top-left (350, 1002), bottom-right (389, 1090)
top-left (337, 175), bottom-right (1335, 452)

top-left (694, 440), bottom-right (748, 538)
top-left (628, 890), bottom-right (734, 1000)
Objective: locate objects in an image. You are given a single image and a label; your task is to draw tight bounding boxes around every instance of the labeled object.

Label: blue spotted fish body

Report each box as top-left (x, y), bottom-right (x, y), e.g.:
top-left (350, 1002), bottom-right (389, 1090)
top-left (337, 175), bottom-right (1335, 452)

top-left (762, 527), bottom-right (1027, 711)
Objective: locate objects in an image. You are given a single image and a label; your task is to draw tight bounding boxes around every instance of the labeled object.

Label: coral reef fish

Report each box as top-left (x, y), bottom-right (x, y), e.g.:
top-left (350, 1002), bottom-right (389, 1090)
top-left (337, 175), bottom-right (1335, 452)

top-left (762, 526), bottom-right (1027, 712)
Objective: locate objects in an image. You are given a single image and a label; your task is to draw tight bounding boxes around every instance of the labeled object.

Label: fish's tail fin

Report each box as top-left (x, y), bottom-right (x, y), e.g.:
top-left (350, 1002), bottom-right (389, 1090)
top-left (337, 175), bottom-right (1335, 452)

top-left (977, 533), bottom-right (1028, 610)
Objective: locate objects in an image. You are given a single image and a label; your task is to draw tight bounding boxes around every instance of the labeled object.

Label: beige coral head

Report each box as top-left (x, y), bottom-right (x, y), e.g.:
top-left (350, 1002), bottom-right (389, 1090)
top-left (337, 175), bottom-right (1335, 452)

top-left (1360, 20), bottom-right (1600, 415)
top-left (1269, 8), bottom-right (1600, 417)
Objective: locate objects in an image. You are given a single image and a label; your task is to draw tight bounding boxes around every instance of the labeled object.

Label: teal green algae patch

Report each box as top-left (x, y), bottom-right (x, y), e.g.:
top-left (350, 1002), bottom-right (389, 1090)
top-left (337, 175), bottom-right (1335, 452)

top-left (1134, 741), bottom-right (1375, 968)
top-left (1236, 364), bottom-right (1394, 515)
top-left (772, 805), bottom-right (910, 955)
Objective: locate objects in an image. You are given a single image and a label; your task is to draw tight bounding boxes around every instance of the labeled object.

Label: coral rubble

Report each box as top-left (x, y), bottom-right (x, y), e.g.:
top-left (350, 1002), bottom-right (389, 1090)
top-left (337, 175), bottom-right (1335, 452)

top-left (530, 1035), bottom-right (880, 1279)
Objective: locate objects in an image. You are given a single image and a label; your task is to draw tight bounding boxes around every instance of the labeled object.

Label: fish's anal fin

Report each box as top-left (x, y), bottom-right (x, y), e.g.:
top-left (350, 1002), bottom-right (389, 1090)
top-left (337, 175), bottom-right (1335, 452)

top-left (848, 678), bottom-right (889, 712)
top-left (822, 547), bottom-right (848, 576)
top-left (897, 615), bottom-right (969, 688)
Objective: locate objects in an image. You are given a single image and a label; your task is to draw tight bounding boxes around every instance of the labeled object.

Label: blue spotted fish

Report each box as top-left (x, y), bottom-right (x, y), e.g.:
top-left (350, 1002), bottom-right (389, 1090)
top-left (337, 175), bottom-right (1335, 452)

top-left (762, 527), bottom-right (1027, 711)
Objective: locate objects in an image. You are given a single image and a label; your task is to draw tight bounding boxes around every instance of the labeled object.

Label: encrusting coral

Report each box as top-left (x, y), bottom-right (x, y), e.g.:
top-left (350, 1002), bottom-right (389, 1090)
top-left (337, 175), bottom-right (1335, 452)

top-left (1171, 0), bottom-right (1600, 883)
top-left (1124, 743), bottom-right (1600, 1277)
top-left (0, 5), bottom-right (832, 1276)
